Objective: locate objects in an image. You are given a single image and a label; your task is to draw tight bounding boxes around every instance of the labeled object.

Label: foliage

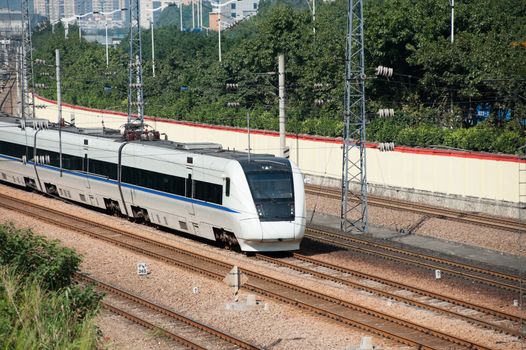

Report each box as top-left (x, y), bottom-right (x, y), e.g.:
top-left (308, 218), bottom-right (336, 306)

top-left (31, 0), bottom-right (526, 154)
top-left (0, 224), bottom-right (103, 349)
top-left (0, 268), bottom-right (99, 350)
top-left (0, 223), bottom-right (80, 290)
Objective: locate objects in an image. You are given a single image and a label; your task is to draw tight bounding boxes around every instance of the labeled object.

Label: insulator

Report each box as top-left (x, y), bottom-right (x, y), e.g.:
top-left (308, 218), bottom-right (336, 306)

top-left (226, 83), bottom-right (238, 89)
top-left (314, 99), bottom-right (325, 106)
top-left (377, 108), bottom-right (394, 118)
top-left (378, 142), bottom-right (395, 152)
top-left (375, 65), bottom-right (394, 77)
top-left (45, 155), bottom-right (50, 164)
top-left (227, 102), bottom-right (240, 107)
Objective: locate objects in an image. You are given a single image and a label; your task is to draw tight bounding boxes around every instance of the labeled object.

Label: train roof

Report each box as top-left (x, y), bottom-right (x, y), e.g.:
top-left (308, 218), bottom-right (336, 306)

top-left (0, 115), bottom-right (278, 161)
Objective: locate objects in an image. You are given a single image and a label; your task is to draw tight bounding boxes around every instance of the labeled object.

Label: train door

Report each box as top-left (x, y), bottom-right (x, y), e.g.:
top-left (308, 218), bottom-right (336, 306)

top-left (186, 168), bottom-right (195, 216)
top-left (83, 153), bottom-right (90, 189)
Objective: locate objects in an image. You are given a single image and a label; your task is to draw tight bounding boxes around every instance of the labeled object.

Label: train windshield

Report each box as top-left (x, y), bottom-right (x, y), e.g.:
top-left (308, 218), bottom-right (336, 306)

top-left (245, 171), bottom-right (295, 222)
top-left (245, 172), bottom-right (293, 200)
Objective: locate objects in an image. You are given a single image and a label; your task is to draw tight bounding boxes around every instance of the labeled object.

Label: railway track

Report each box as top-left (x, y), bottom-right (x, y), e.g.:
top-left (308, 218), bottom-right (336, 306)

top-left (305, 227), bottom-right (526, 293)
top-left (255, 252), bottom-right (525, 337)
top-left (0, 192), bottom-right (497, 349)
top-left (76, 273), bottom-right (258, 350)
top-left (306, 184), bottom-right (525, 232)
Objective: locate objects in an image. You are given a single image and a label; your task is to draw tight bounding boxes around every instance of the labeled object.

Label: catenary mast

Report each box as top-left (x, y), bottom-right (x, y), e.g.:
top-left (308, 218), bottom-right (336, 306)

top-left (341, 0), bottom-right (368, 233)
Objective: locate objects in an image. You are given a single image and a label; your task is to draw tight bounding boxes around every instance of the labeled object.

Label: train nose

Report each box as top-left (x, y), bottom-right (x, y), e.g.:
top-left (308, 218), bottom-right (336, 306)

top-left (259, 221), bottom-right (296, 240)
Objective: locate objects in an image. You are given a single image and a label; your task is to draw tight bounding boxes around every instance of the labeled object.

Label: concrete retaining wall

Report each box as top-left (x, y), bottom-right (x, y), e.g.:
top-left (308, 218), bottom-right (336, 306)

top-left (34, 96), bottom-right (525, 219)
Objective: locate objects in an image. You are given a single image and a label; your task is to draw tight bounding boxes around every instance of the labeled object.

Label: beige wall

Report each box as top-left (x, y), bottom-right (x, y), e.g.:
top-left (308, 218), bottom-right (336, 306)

top-left (35, 96), bottom-right (524, 204)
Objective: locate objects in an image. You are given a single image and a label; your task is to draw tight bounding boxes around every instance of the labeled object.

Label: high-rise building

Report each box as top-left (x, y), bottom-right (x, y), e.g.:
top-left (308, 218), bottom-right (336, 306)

top-left (33, 0), bottom-right (62, 22)
top-left (209, 0), bottom-right (259, 31)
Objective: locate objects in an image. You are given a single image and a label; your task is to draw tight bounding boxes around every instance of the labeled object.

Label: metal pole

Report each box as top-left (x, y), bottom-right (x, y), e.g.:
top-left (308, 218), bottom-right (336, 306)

top-left (151, 19), bottom-right (155, 77)
top-left (55, 49), bottom-right (63, 175)
top-left (218, 15), bottom-right (222, 62)
top-left (192, 0), bottom-right (195, 30)
top-left (278, 54), bottom-right (286, 157)
top-left (451, 0), bottom-right (455, 43)
top-left (105, 20), bottom-right (109, 66)
top-left (313, 0), bottom-right (316, 36)
top-left (78, 18), bottom-right (82, 39)
top-left (199, 0), bottom-right (203, 28)
top-left (16, 46), bottom-right (21, 118)
top-left (341, 0), bottom-right (368, 233)
top-left (247, 111), bottom-right (251, 161)
top-left (179, 1), bottom-right (183, 31)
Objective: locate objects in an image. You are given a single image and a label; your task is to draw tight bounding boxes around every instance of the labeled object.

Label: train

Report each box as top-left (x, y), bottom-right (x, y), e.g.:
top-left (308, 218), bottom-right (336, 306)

top-left (0, 115), bottom-right (306, 252)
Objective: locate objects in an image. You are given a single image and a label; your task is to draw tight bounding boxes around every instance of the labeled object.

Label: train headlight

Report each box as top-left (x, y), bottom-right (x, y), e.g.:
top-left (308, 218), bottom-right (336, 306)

top-left (289, 203), bottom-right (295, 216)
top-left (256, 204), bottom-right (264, 217)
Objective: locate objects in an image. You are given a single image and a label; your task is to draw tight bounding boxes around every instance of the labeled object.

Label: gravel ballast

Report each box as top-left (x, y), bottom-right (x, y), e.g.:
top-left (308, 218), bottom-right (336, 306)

top-left (1, 183), bottom-right (525, 349)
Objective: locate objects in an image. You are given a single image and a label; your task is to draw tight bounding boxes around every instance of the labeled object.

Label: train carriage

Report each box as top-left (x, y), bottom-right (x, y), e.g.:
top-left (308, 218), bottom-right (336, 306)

top-left (0, 115), bottom-right (305, 252)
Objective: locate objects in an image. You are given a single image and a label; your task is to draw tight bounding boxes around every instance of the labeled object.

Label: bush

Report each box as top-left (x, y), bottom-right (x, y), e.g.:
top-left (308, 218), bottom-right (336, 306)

top-left (0, 269), bottom-right (101, 350)
top-left (0, 224), bottom-right (103, 349)
top-left (0, 224), bottom-right (80, 291)
top-left (493, 130), bottom-right (524, 154)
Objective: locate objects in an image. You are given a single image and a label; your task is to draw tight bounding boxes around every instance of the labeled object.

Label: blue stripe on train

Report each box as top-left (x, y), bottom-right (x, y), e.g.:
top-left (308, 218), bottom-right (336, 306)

top-left (0, 154), bottom-right (238, 214)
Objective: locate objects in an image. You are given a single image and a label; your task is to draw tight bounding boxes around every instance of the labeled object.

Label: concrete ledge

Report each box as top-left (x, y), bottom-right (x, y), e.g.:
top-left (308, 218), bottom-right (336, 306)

top-left (305, 175), bottom-right (523, 221)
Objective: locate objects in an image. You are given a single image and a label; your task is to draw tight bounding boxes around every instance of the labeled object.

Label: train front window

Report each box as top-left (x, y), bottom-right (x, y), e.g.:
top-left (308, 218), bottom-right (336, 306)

top-left (246, 172), bottom-right (293, 200)
top-left (245, 171), bottom-right (295, 221)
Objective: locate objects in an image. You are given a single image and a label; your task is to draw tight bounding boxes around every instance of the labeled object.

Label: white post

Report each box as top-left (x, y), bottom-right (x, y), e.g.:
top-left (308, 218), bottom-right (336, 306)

top-left (450, 0), bottom-right (454, 43)
top-left (247, 111), bottom-right (251, 161)
top-left (151, 19), bottom-right (155, 77)
top-left (199, 0), bottom-right (203, 28)
top-left (218, 14), bottom-right (222, 62)
top-left (55, 49), bottom-right (63, 174)
top-left (313, 0), bottom-right (316, 35)
top-left (278, 54), bottom-right (286, 157)
top-left (15, 46), bottom-right (21, 118)
top-left (105, 20), bottom-right (109, 66)
top-left (192, 0), bottom-right (195, 29)
top-left (78, 18), bottom-right (82, 39)
top-left (179, 1), bottom-right (183, 31)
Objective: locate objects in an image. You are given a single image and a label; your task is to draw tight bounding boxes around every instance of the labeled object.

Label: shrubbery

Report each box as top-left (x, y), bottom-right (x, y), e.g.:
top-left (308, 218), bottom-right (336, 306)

top-left (0, 224), bottom-right (103, 349)
top-left (367, 119), bottom-right (525, 154)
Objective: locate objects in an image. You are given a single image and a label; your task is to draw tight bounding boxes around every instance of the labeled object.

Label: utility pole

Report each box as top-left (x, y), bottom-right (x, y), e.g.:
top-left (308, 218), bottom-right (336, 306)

top-left (55, 49), bottom-right (63, 174)
top-left (179, 1), bottom-right (183, 31)
top-left (127, 0), bottom-right (145, 130)
top-left (278, 54), bottom-right (286, 157)
top-left (450, 0), bottom-right (455, 43)
top-left (151, 19), bottom-right (156, 77)
top-left (192, 0), bottom-right (195, 30)
top-left (341, 0), bottom-right (368, 233)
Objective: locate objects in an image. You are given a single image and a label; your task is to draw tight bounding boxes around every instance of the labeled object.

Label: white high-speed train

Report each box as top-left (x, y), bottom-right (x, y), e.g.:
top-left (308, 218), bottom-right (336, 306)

top-left (0, 116), bottom-right (306, 252)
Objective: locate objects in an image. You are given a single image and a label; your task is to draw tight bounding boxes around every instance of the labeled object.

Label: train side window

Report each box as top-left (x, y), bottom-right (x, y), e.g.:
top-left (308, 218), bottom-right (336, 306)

top-left (194, 180), bottom-right (222, 204)
top-left (225, 177), bottom-right (230, 197)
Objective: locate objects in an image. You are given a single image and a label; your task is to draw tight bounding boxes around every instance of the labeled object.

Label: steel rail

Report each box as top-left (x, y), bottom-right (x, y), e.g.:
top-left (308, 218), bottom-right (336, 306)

top-left (305, 184), bottom-right (525, 232)
top-left (0, 192), bottom-right (493, 349)
top-left (254, 253), bottom-right (524, 337)
top-left (100, 302), bottom-right (207, 350)
top-left (77, 273), bottom-right (259, 350)
top-left (305, 227), bottom-right (525, 292)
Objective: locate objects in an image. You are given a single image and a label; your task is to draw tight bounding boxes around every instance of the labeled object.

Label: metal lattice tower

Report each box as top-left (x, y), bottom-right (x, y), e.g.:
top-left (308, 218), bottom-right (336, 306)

top-left (127, 0), bottom-right (145, 130)
top-left (341, 0), bottom-right (368, 233)
top-left (20, 0), bottom-right (35, 119)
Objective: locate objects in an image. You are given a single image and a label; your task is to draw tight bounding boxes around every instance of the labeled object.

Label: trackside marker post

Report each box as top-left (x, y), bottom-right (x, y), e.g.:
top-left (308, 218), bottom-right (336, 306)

top-left (223, 266), bottom-right (248, 303)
